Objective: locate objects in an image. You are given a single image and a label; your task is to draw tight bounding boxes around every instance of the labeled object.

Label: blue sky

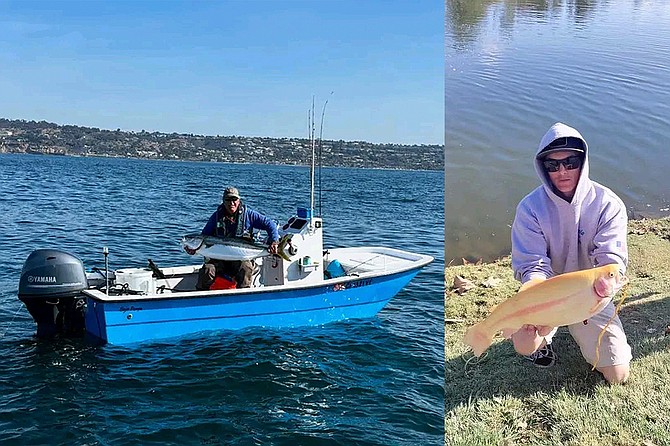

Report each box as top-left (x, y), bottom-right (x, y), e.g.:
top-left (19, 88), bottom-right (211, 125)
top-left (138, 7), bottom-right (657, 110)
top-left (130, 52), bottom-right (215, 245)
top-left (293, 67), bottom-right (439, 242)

top-left (0, 1), bottom-right (443, 145)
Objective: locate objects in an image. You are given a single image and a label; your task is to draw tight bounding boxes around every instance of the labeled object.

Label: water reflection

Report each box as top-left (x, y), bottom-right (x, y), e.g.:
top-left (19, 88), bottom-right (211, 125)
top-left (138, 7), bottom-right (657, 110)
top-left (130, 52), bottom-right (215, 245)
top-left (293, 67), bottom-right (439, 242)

top-left (447, 0), bottom-right (612, 48)
top-left (445, 0), bottom-right (670, 262)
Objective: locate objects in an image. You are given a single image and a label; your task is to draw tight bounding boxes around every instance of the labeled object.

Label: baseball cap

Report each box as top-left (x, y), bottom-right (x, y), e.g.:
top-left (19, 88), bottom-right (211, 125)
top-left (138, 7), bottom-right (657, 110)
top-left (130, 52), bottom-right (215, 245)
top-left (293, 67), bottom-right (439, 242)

top-left (223, 187), bottom-right (241, 200)
top-left (537, 136), bottom-right (585, 159)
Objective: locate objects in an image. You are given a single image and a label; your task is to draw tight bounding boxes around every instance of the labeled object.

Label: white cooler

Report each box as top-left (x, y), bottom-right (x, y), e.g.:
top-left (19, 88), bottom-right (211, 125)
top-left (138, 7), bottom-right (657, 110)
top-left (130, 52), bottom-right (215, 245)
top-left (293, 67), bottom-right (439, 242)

top-left (114, 268), bottom-right (156, 294)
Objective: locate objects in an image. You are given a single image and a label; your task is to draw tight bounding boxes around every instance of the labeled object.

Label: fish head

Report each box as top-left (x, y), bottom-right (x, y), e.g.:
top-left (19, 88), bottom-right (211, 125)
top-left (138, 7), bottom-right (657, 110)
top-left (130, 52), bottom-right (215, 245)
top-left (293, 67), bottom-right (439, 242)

top-left (181, 234), bottom-right (205, 252)
top-left (593, 264), bottom-right (628, 299)
top-left (588, 265), bottom-right (627, 316)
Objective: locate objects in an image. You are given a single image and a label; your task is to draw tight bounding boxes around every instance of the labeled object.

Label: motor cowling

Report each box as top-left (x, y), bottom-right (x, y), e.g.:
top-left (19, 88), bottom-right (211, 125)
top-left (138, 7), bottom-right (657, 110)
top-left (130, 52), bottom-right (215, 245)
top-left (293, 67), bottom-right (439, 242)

top-left (18, 249), bottom-right (88, 337)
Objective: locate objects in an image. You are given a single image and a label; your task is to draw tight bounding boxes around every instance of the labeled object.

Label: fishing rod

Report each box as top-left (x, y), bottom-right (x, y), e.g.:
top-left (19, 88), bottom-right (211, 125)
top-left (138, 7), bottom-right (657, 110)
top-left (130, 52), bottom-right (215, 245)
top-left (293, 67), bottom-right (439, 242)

top-left (307, 93), bottom-right (333, 220)
top-left (310, 96), bottom-right (316, 217)
top-left (344, 254), bottom-right (384, 274)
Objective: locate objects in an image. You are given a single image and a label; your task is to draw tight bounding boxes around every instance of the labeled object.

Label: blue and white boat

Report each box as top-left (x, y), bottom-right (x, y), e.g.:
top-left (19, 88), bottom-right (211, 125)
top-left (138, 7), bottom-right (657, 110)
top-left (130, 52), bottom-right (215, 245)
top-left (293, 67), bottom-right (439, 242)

top-left (18, 206), bottom-right (432, 345)
top-left (84, 208), bottom-right (431, 345)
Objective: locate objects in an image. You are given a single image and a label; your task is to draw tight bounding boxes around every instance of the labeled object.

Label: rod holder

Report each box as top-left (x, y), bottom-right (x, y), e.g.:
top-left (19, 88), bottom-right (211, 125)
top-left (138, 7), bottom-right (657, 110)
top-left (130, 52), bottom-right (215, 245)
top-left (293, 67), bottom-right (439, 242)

top-left (103, 246), bottom-right (109, 295)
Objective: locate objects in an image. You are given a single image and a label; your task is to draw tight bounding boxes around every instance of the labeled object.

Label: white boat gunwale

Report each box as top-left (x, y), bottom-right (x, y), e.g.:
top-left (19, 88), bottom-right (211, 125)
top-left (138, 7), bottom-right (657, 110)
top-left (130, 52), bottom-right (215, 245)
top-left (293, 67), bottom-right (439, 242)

top-left (83, 246), bottom-right (433, 303)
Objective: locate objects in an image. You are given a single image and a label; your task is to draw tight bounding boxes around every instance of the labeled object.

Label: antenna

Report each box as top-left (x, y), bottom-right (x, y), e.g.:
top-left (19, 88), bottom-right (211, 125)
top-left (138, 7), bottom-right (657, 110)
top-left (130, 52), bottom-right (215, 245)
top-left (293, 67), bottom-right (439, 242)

top-left (318, 92), bottom-right (333, 217)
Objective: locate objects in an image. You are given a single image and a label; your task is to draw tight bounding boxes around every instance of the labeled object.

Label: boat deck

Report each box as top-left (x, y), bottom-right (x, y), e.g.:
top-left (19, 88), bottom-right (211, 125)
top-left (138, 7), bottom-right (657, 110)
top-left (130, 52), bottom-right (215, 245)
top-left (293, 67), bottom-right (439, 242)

top-left (328, 247), bottom-right (427, 274)
top-left (84, 246), bottom-right (432, 302)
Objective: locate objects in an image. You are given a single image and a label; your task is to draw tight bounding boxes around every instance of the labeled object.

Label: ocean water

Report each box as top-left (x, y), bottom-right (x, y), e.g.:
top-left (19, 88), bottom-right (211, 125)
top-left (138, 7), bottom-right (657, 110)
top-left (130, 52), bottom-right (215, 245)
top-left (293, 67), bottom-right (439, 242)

top-left (0, 154), bottom-right (444, 445)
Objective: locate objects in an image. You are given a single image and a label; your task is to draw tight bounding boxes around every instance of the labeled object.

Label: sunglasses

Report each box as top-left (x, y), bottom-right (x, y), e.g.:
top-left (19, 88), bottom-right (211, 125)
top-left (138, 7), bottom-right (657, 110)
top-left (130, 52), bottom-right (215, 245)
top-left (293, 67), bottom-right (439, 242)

top-left (224, 197), bottom-right (240, 202)
top-left (543, 155), bottom-right (582, 172)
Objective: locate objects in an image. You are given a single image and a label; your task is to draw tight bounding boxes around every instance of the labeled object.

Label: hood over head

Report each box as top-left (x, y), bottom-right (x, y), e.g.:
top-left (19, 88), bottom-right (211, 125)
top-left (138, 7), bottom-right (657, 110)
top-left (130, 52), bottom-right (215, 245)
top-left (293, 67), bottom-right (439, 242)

top-left (534, 122), bottom-right (591, 203)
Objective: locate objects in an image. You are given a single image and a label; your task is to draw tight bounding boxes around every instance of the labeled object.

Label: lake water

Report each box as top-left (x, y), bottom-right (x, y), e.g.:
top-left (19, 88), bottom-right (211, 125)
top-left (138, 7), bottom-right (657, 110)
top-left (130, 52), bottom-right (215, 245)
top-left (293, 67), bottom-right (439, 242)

top-left (445, 0), bottom-right (670, 262)
top-left (0, 154), bottom-right (444, 445)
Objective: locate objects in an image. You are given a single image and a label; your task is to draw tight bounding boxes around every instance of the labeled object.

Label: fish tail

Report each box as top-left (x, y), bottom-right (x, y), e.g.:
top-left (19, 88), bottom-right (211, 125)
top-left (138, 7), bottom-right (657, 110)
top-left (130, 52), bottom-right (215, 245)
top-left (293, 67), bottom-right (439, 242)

top-left (463, 322), bottom-right (494, 357)
top-left (278, 251), bottom-right (291, 261)
top-left (276, 235), bottom-right (293, 261)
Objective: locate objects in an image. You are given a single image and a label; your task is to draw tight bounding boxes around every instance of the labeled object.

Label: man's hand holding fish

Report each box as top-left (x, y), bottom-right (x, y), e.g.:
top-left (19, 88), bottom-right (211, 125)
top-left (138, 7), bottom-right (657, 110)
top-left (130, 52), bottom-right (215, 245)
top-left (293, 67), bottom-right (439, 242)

top-left (510, 324), bottom-right (554, 356)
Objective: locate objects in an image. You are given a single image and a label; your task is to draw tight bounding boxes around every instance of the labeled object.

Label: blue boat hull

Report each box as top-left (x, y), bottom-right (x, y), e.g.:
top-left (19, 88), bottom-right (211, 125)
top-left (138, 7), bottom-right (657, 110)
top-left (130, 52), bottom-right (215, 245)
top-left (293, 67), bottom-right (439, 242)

top-left (85, 268), bottom-right (421, 345)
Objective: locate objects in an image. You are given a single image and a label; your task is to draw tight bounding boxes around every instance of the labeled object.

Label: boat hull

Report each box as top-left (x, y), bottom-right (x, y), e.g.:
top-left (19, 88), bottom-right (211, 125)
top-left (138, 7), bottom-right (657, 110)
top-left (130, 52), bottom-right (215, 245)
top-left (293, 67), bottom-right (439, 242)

top-left (84, 267), bottom-right (422, 345)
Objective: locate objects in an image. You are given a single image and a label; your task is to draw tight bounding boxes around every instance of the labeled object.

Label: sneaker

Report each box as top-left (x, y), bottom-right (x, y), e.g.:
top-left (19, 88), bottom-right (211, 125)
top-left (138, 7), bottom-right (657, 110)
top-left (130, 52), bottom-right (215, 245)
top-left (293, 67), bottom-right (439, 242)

top-left (525, 342), bottom-right (557, 368)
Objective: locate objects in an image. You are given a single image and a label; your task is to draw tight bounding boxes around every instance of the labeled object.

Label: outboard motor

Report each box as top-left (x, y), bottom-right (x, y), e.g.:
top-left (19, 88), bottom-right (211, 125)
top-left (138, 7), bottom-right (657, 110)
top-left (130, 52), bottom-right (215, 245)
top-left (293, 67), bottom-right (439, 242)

top-left (18, 249), bottom-right (88, 337)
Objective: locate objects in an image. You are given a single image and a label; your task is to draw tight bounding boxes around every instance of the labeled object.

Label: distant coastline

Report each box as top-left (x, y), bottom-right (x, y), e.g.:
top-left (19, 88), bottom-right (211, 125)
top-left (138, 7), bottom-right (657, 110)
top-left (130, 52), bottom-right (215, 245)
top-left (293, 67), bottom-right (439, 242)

top-left (0, 118), bottom-right (443, 171)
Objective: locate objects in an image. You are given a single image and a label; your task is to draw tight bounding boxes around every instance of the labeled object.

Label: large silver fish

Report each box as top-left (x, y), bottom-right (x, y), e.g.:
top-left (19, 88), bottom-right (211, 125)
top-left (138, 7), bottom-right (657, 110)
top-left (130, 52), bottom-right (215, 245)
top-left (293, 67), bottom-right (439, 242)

top-left (181, 234), bottom-right (290, 261)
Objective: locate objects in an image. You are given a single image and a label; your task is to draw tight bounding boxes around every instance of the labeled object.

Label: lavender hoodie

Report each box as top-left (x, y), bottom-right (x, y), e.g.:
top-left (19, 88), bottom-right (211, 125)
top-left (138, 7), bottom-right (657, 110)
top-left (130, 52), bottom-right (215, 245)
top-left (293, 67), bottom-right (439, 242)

top-left (511, 122), bottom-right (628, 284)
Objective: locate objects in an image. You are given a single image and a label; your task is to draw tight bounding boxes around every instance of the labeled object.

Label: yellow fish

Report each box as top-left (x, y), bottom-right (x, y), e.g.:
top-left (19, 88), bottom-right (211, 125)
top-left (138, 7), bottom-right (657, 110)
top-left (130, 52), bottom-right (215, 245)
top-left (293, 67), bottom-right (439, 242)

top-left (463, 264), bottom-right (628, 357)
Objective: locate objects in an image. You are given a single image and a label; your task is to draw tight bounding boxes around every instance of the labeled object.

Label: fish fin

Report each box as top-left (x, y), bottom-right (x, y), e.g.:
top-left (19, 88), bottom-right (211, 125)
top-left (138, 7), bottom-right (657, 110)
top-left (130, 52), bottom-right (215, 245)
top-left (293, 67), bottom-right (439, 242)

top-left (463, 323), bottom-right (493, 357)
top-left (518, 278), bottom-right (545, 292)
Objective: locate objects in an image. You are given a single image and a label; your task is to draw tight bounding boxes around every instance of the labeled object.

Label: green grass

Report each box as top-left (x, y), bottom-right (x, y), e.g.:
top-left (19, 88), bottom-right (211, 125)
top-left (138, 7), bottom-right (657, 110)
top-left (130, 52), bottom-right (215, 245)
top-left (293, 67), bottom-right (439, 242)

top-left (444, 218), bottom-right (670, 446)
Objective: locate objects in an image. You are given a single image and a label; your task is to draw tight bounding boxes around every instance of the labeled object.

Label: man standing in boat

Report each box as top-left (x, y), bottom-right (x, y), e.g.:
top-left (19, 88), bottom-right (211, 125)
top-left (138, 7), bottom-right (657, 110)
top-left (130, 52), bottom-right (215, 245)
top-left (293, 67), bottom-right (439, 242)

top-left (510, 122), bottom-right (632, 384)
top-left (185, 186), bottom-right (280, 289)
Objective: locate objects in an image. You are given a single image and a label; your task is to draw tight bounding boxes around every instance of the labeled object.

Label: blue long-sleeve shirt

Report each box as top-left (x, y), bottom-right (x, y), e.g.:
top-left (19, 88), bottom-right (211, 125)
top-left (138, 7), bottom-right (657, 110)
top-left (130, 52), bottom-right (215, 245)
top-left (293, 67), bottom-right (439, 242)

top-left (201, 204), bottom-right (279, 244)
